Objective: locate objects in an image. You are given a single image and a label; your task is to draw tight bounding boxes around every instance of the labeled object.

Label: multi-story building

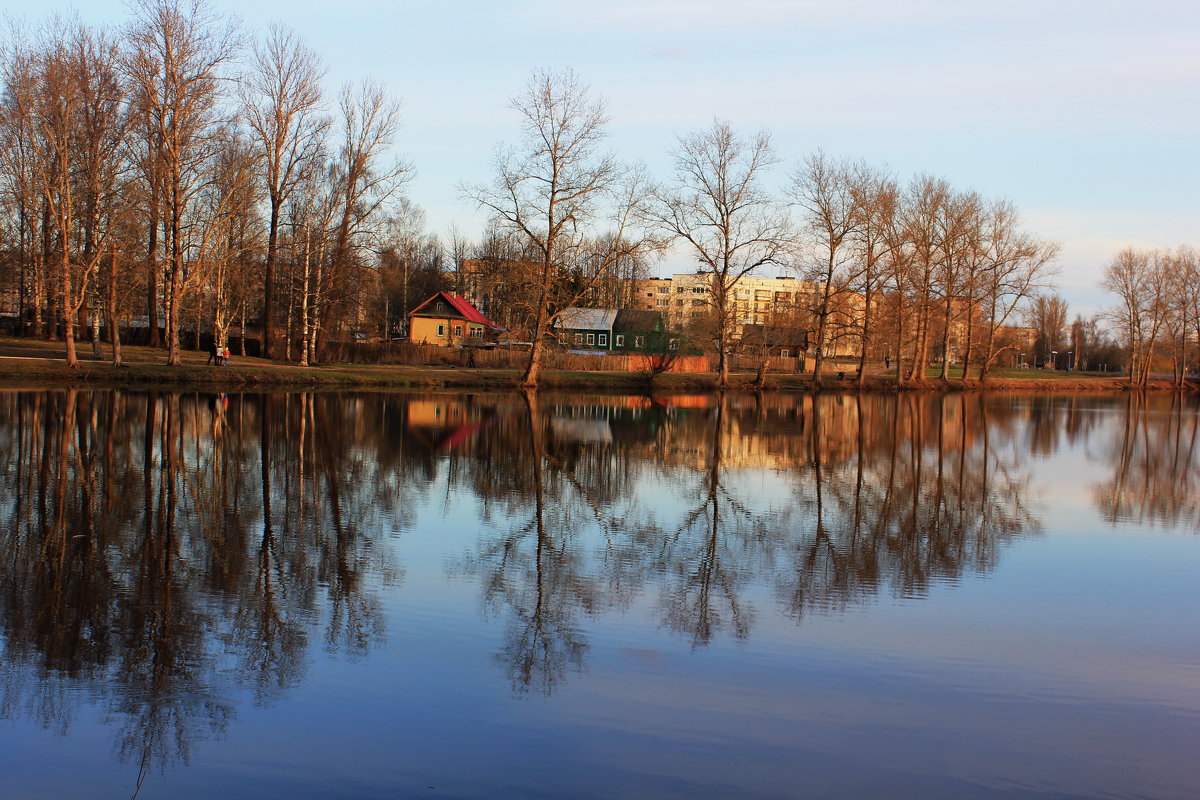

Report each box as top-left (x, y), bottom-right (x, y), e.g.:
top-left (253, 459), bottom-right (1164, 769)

top-left (632, 272), bottom-right (865, 357)
top-left (633, 273), bottom-right (817, 328)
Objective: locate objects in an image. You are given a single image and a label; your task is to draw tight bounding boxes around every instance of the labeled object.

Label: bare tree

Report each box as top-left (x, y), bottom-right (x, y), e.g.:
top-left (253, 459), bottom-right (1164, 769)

top-left (0, 29), bottom-right (47, 337)
top-left (243, 24), bottom-right (328, 360)
top-left (847, 163), bottom-right (898, 386)
top-left (975, 203), bottom-right (1058, 380)
top-left (27, 19), bottom-right (127, 367)
top-left (465, 69), bottom-right (659, 387)
top-left (124, 0), bottom-right (241, 365)
top-left (1028, 292), bottom-right (1070, 369)
top-left (1102, 247), bottom-right (1171, 386)
top-left (317, 79), bottom-right (408, 353)
top-left (650, 120), bottom-right (789, 388)
top-left (790, 151), bottom-right (861, 384)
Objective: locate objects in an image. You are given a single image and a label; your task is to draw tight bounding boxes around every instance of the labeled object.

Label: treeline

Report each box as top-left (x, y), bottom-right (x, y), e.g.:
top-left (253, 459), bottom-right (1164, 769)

top-left (0, 2), bottom-right (1185, 386)
top-left (0, 0), bottom-right (416, 368)
top-left (1102, 246), bottom-right (1199, 387)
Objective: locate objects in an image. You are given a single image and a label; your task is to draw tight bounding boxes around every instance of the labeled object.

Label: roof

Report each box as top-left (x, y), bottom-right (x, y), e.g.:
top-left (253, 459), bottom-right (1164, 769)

top-left (410, 292), bottom-right (501, 328)
top-left (613, 309), bottom-right (662, 331)
top-left (555, 307), bottom-right (617, 331)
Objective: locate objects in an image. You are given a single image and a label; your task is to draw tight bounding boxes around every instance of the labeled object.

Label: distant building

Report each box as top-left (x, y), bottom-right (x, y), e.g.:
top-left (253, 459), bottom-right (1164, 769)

top-left (555, 307), bottom-right (618, 351)
top-left (612, 309), bottom-right (667, 352)
top-left (408, 292), bottom-right (502, 347)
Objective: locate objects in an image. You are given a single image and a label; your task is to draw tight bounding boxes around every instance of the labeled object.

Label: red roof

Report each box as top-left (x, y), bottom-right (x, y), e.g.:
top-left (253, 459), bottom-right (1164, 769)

top-left (412, 292), bottom-right (501, 328)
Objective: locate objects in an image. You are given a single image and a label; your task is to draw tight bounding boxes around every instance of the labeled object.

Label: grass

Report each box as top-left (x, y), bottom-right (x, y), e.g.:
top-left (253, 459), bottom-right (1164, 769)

top-left (0, 335), bottom-right (1185, 394)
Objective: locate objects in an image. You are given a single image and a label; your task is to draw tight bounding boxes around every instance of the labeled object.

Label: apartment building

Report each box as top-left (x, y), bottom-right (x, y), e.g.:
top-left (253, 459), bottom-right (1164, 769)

top-left (633, 273), bottom-right (816, 328)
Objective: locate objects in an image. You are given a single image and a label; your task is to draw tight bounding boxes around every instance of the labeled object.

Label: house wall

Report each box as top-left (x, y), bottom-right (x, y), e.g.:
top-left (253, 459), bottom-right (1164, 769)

top-left (410, 316), bottom-right (483, 347)
top-left (563, 327), bottom-right (613, 351)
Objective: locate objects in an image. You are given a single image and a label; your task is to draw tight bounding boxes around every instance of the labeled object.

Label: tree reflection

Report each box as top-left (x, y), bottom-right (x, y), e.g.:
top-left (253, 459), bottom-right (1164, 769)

top-left (777, 393), bottom-right (1040, 619)
top-left (450, 390), bottom-right (1051, 694)
top-left (0, 390), bottom-right (398, 779)
top-left (453, 391), bottom-right (599, 695)
top-left (5, 387), bottom-right (1184, 753)
top-left (1094, 393), bottom-right (1200, 529)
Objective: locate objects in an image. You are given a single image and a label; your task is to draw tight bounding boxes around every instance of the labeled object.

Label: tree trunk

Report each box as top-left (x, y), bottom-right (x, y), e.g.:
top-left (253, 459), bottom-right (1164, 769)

top-left (263, 197), bottom-right (280, 360)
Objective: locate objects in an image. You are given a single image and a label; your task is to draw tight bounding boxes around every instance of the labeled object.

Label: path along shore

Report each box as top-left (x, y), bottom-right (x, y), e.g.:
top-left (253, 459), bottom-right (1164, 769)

top-left (0, 336), bottom-right (1191, 393)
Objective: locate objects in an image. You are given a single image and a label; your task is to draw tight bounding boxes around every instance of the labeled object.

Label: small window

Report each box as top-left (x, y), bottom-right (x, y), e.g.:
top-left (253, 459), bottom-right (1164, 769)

top-left (657, 299), bottom-right (669, 307)
top-left (692, 287), bottom-right (705, 294)
top-left (575, 333), bottom-right (584, 345)
top-left (676, 287), bottom-right (685, 294)
top-left (454, 324), bottom-right (463, 337)
top-left (615, 335), bottom-right (624, 347)
top-left (598, 334), bottom-right (607, 346)
top-left (780, 349), bottom-right (790, 358)
top-left (437, 302), bottom-right (446, 312)
top-left (692, 299), bottom-right (704, 306)
top-left (668, 338), bottom-right (679, 351)
top-left (436, 324), bottom-right (446, 337)
top-left (586, 333), bottom-right (595, 345)
top-left (658, 286), bottom-right (669, 294)
top-left (676, 300), bottom-right (684, 307)
top-left (634, 336), bottom-right (644, 348)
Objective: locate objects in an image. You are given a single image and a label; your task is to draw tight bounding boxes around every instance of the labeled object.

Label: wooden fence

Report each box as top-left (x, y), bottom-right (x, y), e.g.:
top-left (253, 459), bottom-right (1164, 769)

top-left (316, 341), bottom-right (841, 375)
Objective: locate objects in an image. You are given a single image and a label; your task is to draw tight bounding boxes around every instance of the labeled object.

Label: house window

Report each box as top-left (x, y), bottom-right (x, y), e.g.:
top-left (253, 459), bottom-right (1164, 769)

top-left (436, 324), bottom-right (446, 337)
top-left (598, 334), bottom-right (607, 347)
top-left (676, 300), bottom-right (684, 307)
top-left (692, 287), bottom-right (705, 294)
top-left (676, 287), bottom-right (685, 294)
top-left (575, 333), bottom-right (584, 345)
top-left (658, 286), bottom-right (669, 294)
top-left (692, 299), bottom-right (704, 306)
top-left (454, 325), bottom-right (463, 337)
top-left (587, 333), bottom-right (595, 345)
top-left (657, 299), bottom-right (669, 307)
top-left (780, 349), bottom-right (790, 358)
top-left (437, 302), bottom-right (446, 312)
top-left (634, 336), bottom-right (644, 348)
top-left (668, 338), bottom-right (679, 351)
top-left (615, 335), bottom-right (624, 347)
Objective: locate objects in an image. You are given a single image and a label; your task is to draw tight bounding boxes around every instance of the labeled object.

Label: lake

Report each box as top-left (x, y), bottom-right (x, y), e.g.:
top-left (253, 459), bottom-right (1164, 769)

top-left (0, 389), bottom-right (1197, 799)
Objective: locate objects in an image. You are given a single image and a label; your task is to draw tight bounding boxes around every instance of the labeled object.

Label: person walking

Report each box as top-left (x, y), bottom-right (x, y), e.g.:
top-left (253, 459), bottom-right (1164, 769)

top-left (208, 342), bottom-right (218, 365)
top-left (223, 346), bottom-right (231, 366)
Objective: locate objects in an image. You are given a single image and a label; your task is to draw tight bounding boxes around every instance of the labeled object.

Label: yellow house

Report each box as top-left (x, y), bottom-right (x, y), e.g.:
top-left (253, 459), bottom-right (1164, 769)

top-left (408, 292), bottom-right (500, 347)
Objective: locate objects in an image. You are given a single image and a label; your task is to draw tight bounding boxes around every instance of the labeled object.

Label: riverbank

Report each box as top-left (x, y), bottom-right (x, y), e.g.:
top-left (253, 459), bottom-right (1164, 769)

top-left (0, 336), bottom-right (1189, 393)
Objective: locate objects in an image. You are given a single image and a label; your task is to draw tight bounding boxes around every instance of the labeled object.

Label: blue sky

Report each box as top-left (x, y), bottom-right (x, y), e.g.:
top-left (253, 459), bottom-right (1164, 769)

top-left (26, 0), bottom-right (1200, 315)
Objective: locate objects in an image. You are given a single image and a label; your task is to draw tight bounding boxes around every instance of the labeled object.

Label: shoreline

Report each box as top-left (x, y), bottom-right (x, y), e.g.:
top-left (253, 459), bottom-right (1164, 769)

top-left (0, 340), bottom-right (1190, 395)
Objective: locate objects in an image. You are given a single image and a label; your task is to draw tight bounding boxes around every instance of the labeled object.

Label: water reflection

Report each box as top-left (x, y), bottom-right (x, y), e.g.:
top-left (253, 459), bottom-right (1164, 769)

top-left (0, 391), bottom-right (398, 775)
top-left (0, 388), bottom-right (1196, 782)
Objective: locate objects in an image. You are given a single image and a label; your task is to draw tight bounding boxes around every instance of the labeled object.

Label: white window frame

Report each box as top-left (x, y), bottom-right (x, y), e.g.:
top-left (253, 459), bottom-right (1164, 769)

top-left (436, 323), bottom-right (446, 337)
top-left (598, 333), bottom-right (607, 347)
top-left (587, 333), bottom-right (595, 345)
top-left (454, 324), bottom-right (463, 337)
top-left (634, 336), bottom-right (644, 348)
top-left (615, 334), bottom-right (624, 347)
top-left (575, 333), bottom-right (584, 345)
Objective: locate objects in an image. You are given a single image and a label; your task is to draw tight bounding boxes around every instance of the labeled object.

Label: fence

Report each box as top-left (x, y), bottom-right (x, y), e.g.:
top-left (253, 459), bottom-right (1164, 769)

top-left (314, 341), bottom-right (835, 376)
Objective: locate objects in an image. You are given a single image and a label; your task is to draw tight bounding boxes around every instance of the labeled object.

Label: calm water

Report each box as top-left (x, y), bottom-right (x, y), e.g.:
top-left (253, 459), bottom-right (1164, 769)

top-left (0, 389), bottom-right (1197, 799)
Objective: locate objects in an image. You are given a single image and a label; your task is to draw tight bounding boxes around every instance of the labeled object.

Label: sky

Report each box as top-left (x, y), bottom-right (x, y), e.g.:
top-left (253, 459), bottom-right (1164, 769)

top-left (16, 0), bottom-right (1200, 316)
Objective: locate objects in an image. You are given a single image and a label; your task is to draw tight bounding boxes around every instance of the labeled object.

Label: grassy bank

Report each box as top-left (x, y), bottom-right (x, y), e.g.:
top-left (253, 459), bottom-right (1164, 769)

top-left (0, 336), bottom-right (1189, 393)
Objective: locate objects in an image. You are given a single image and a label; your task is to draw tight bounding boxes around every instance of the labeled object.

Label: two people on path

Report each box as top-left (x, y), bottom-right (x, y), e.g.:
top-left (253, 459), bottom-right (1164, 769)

top-left (208, 343), bottom-right (232, 366)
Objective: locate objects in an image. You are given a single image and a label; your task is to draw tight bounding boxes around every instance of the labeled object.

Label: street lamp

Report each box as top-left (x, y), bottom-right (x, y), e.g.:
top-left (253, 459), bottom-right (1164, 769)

top-left (1050, 350), bottom-right (1057, 370)
top-left (1019, 352), bottom-right (1025, 368)
top-left (1067, 350), bottom-right (1073, 371)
